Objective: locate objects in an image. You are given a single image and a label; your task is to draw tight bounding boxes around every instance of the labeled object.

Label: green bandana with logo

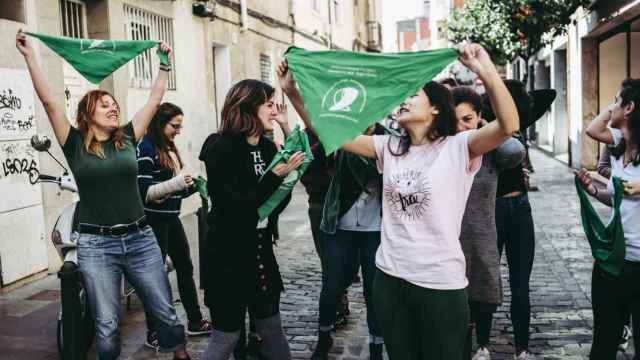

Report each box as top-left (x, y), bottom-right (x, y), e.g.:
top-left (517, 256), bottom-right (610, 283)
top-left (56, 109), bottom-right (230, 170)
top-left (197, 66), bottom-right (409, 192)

top-left (284, 46), bottom-right (458, 154)
top-left (26, 32), bottom-right (169, 84)
top-left (575, 176), bottom-right (626, 277)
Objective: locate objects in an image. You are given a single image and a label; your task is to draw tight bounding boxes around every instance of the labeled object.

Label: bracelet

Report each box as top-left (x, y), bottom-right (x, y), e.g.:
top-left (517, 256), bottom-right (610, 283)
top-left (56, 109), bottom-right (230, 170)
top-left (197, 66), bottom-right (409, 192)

top-left (159, 64), bottom-right (172, 72)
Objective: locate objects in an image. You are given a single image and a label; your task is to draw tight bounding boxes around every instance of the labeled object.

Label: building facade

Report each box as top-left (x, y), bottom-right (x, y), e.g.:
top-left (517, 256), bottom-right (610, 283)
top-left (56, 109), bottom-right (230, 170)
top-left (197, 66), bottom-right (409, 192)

top-left (0, 0), bottom-right (382, 287)
top-left (511, 0), bottom-right (640, 169)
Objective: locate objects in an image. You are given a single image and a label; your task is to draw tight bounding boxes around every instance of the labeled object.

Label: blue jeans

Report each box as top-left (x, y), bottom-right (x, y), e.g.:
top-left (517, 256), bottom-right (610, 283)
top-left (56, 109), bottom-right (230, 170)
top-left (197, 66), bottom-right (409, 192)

top-left (77, 226), bottom-right (185, 359)
top-left (318, 229), bottom-right (381, 336)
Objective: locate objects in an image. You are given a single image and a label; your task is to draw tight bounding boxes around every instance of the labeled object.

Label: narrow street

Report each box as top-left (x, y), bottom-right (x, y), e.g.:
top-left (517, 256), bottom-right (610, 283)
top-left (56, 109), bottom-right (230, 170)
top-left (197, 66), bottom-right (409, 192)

top-left (0, 149), bottom-right (634, 359)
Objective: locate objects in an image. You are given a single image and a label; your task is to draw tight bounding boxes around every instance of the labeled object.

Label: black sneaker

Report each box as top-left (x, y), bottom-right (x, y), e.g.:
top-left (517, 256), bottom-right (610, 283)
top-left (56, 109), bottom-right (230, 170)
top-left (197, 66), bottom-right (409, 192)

top-left (311, 331), bottom-right (333, 360)
top-left (145, 331), bottom-right (159, 351)
top-left (369, 343), bottom-right (383, 360)
top-left (247, 333), bottom-right (264, 359)
top-left (186, 319), bottom-right (212, 336)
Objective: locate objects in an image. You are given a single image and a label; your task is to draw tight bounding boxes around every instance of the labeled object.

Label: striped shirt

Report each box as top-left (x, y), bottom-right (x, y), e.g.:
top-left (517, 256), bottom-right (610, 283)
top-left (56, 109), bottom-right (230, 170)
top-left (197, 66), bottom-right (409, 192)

top-left (136, 136), bottom-right (195, 219)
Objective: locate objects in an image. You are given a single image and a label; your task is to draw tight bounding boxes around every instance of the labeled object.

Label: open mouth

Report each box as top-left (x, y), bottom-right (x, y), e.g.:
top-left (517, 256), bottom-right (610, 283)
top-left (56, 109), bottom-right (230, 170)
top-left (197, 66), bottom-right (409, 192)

top-left (397, 107), bottom-right (410, 115)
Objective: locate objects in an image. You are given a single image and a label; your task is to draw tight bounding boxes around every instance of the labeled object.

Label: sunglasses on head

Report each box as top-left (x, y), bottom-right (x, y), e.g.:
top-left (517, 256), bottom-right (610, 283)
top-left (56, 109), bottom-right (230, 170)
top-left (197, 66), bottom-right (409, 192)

top-left (168, 123), bottom-right (182, 130)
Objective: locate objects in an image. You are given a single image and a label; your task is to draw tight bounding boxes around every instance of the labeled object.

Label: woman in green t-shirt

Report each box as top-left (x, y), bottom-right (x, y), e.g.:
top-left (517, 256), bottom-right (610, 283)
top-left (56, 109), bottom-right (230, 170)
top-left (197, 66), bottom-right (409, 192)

top-left (16, 30), bottom-right (190, 360)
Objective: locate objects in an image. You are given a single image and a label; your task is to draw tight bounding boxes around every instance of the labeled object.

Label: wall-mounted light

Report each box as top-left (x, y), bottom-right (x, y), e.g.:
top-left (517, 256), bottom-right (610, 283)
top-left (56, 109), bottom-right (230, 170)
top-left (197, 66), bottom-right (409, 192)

top-left (193, 1), bottom-right (214, 18)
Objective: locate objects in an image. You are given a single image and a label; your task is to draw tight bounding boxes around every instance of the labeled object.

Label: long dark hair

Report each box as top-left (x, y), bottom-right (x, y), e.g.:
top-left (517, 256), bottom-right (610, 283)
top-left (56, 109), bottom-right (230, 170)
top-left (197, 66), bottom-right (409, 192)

top-left (220, 79), bottom-right (275, 137)
top-left (611, 78), bottom-right (640, 163)
top-left (148, 102), bottom-right (184, 173)
top-left (389, 81), bottom-right (457, 156)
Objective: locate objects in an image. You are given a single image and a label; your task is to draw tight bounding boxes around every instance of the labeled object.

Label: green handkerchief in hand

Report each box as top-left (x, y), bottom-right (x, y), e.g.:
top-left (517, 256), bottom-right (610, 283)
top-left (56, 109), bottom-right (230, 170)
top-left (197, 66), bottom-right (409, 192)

top-left (26, 31), bottom-right (169, 84)
top-left (575, 176), bottom-right (626, 277)
top-left (258, 125), bottom-right (314, 220)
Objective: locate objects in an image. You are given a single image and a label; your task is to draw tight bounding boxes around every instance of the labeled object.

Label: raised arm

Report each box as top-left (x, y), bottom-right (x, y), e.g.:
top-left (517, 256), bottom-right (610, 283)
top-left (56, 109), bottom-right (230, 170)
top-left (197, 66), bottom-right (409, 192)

top-left (277, 60), bottom-right (376, 159)
top-left (460, 44), bottom-right (519, 159)
top-left (131, 42), bottom-right (172, 141)
top-left (586, 106), bottom-right (615, 144)
top-left (16, 30), bottom-right (70, 145)
top-left (277, 60), bottom-right (314, 136)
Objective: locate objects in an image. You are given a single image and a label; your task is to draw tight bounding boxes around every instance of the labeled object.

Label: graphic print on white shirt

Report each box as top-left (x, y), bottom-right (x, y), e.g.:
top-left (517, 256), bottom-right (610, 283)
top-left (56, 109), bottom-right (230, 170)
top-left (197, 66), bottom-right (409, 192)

top-left (251, 150), bottom-right (266, 176)
top-left (384, 169), bottom-right (431, 221)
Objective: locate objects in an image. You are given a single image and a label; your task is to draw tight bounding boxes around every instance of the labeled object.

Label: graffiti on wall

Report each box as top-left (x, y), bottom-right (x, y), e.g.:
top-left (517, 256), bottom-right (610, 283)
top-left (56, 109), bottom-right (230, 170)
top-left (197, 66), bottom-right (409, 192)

top-left (0, 141), bottom-right (39, 185)
top-left (0, 69), bottom-right (36, 141)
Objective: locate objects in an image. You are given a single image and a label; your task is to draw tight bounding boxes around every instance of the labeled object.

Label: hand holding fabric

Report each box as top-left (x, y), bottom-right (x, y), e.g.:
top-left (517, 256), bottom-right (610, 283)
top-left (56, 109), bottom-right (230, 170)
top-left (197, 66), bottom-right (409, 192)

top-left (15, 30), bottom-right (33, 58)
top-left (271, 151), bottom-right (305, 178)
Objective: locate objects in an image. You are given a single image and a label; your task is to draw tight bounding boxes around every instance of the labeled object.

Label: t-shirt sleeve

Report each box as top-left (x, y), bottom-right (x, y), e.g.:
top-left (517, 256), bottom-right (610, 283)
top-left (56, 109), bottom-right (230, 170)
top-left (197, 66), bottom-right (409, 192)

top-left (372, 135), bottom-right (389, 174)
top-left (609, 127), bottom-right (623, 146)
top-left (455, 130), bottom-right (482, 175)
top-left (62, 126), bottom-right (81, 161)
top-left (122, 122), bottom-right (136, 145)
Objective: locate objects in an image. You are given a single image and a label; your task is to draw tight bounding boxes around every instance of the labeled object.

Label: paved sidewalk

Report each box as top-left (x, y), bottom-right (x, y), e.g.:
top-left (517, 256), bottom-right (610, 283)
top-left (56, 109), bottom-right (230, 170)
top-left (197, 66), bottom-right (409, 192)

top-left (0, 149), bottom-right (635, 359)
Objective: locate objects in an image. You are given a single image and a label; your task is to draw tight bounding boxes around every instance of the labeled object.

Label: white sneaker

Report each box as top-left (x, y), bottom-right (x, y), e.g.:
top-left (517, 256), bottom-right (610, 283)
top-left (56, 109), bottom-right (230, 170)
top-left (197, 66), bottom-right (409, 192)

top-left (515, 350), bottom-right (531, 360)
top-left (472, 347), bottom-right (491, 360)
top-left (618, 325), bottom-right (632, 351)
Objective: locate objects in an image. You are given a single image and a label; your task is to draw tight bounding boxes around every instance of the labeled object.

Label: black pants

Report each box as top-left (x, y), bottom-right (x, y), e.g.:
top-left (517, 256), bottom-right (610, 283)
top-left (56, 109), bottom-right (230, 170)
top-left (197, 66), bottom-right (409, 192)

top-left (495, 193), bottom-right (535, 351)
top-left (590, 261), bottom-right (640, 360)
top-left (308, 201), bottom-right (327, 274)
top-left (463, 301), bottom-right (498, 359)
top-left (211, 291), bottom-right (281, 333)
top-left (373, 270), bottom-right (469, 359)
top-left (148, 216), bottom-right (203, 326)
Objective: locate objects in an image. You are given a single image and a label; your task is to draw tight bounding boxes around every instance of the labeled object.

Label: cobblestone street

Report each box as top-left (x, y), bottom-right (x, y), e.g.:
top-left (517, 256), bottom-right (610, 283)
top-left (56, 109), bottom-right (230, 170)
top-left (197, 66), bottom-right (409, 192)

top-left (0, 149), bottom-right (635, 359)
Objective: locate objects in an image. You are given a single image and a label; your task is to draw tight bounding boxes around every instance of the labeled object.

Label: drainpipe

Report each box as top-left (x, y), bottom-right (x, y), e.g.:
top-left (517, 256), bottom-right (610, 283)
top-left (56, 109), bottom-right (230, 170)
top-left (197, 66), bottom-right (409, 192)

top-left (327, 0), bottom-right (333, 49)
top-left (240, 0), bottom-right (248, 32)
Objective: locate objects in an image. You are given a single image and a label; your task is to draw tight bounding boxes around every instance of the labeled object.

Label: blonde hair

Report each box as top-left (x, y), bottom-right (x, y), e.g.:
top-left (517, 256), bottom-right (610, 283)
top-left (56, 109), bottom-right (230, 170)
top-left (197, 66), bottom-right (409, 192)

top-left (75, 90), bottom-right (127, 158)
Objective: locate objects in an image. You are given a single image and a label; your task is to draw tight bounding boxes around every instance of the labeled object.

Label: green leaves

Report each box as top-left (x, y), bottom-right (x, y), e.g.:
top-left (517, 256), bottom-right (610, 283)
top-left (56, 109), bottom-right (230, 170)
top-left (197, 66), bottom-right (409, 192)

top-left (449, 0), bottom-right (591, 64)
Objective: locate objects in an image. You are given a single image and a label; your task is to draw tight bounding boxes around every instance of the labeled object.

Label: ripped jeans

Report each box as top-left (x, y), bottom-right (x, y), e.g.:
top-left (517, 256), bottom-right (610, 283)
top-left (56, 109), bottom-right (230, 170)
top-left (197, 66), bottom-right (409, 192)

top-left (77, 226), bottom-right (185, 359)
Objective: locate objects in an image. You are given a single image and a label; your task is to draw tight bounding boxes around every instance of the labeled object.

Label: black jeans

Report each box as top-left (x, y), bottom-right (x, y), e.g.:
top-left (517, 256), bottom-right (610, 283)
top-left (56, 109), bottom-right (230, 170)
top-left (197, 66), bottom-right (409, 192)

top-left (590, 261), bottom-right (640, 360)
top-left (495, 193), bottom-right (535, 351)
top-left (318, 230), bottom-right (380, 335)
top-left (147, 216), bottom-right (203, 326)
top-left (308, 201), bottom-right (327, 274)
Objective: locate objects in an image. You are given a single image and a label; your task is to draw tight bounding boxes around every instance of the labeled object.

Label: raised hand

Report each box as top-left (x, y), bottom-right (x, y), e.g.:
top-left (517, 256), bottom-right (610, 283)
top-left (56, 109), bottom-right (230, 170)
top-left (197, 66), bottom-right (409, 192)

top-left (277, 60), bottom-right (297, 95)
top-left (16, 30), bottom-right (33, 58)
top-left (458, 43), bottom-right (497, 78)
top-left (274, 103), bottom-right (288, 126)
top-left (158, 41), bottom-right (173, 58)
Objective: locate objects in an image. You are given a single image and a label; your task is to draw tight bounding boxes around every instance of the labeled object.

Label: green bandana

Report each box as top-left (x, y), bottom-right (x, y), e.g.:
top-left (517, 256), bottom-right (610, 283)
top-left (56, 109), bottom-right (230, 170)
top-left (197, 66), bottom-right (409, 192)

top-left (27, 32), bottom-right (169, 84)
top-left (258, 125), bottom-right (314, 220)
top-left (193, 176), bottom-right (209, 211)
top-left (575, 176), bottom-right (626, 277)
top-left (285, 46), bottom-right (458, 154)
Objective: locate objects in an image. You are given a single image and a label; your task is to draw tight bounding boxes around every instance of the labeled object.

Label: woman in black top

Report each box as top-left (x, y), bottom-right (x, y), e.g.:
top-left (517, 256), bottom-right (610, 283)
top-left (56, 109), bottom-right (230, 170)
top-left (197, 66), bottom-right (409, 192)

top-left (200, 80), bottom-right (304, 360)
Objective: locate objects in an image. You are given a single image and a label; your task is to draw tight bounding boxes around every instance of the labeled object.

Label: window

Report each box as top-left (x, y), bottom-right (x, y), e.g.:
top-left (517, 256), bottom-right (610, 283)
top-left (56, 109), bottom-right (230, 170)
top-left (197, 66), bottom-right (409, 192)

top-left (59, 0), bottom-right (86, 38)
top-left (260, 54), bottom-right (273, 85)
top-left (124, 4), bottom-right (176, 90)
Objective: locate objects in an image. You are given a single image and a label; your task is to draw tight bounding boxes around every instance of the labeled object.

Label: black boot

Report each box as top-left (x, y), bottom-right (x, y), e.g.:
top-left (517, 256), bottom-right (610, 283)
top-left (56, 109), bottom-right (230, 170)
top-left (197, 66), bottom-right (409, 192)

top-left (311, 331), bottom-right (333, 360)
top-left (369, 343), bottom-right (383, 360)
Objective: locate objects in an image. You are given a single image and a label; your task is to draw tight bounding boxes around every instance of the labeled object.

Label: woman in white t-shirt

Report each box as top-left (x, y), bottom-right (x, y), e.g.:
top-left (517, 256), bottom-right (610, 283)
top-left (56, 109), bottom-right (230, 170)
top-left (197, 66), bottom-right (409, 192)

top-left (280, 44), bottom-right (519, 359)
top-left (577, 78), bottom-right (640, 360)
